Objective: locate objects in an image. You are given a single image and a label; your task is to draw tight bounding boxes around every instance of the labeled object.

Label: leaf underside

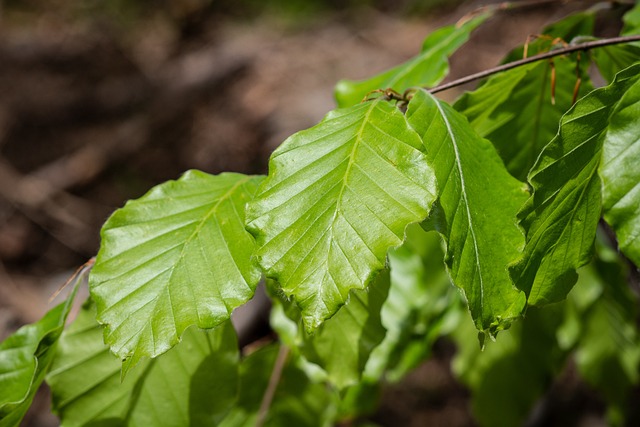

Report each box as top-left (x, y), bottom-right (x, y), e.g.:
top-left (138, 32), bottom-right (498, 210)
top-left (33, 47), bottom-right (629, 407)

top-left (246, 100), bottom-right (436, 331)
top-left (406, 89), bottom-right (527, 335)
top-left (90, 171), bottom-right (263, 373)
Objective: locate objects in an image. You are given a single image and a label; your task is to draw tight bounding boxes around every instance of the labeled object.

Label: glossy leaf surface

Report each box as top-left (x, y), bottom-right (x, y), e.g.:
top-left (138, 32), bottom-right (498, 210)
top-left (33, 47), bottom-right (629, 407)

top-left (512, 65), bottom-right (640, 306)
top-left (246, 100), bottom-right (436, 330)
top-left (334, 14), bottom-right (488, 107)
top-left (599, 76), bottom-right (640, 265)
top-left (47, 300), bottom-right (239, 427)
top-left (90, 171), bottom-right (263, 372)
top-left (406, 89), bottom-right (527, 336)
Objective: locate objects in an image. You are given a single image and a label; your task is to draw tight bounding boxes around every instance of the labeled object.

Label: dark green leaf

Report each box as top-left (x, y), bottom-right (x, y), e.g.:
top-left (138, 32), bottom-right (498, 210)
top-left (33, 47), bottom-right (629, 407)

top-left (593, 45), bottom-right (640, 83)
top-left (455, 12), bottom-right (594, 180)
top-left (90, 171), bottom-right (263, 372)
top-left (46, 299), bottom-right (239, 427)
top-left (0, 281), bottom-right (78, 427)
top-left (334, 14), bottom-right (489, 108)
top-left (246, 100), bottom-right (436, 330)
top-left (406, 89), bottom-right (527, 336)
top-left (511, 64), bottom-right (640, 306)
top-left (599, 76), bottom-right (640, 265)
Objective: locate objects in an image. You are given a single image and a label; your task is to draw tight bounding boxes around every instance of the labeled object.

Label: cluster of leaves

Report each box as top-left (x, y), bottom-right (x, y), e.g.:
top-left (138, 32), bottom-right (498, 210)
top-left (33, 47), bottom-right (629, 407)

top-left (3, 2), bottom-right (640, 426)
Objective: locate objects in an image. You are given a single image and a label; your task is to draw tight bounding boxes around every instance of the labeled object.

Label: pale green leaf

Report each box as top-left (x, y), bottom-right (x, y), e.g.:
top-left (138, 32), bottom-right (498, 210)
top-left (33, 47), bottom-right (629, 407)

top-left (622, 2), bottom-right (640, 37)
top-left (218, 345), bottom-right (337, 427)
top-left (334, 14), bottom-right (489, 108)
top-left (301, 270), bottom-right (390, 389)
top-left (246, 100), bottom-right (436, 330)
top-left (90, 171), bottom-right (263, 372)
top-left (0, 281), bottom-right (78, 427)
top-left (46, 299), bottom-right (239, 427)
top-left (455, 12), bottom-right (594, 180)
top-left (511, 64), bottom-right (640, 306)
top-left (406, 89), bottom-right (527, 336)
top-left (599, 75), bottom-right (640, 266)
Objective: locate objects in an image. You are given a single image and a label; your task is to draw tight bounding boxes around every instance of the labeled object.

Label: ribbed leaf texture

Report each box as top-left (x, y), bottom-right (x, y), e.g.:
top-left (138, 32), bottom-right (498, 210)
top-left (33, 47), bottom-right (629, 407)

top-left (600, 75), bottom-right (640, 265)
top-left (246, 100), bottom-right (436, 330)
top-left (334, 13), bottom-right (489, 108)
top-left (90, 171), bottom-right (263, 373)
top-left (511, 64), bottom-right (640, 306)
top-left (46, 300), bottom-right (239, 427)
top-left (406, 89), bottom-right (527, 336)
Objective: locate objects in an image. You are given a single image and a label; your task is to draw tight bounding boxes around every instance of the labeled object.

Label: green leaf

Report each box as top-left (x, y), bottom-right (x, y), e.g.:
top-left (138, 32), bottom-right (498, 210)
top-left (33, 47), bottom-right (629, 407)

top-left (301, 269), bottom-right (390, 389)
top-left (406, 89), bottom-right (527, 336)
top-left (622, 2), bottom-right (640, 37)
top-left (90, 171), bottom-right (263, 372)
top-left (599, 75), bottom-right (640, 266)
top-left (0, 281), bottom-right (78, 427)
top-left (334, 14), bottom-right (489, 108)
top-left (455, 12), bottom-right (594, 181)
top-left (219, 345), bottom-right (337, 427)
top-left (452, 305), bottom-right (566, 427)
top-left (364, 224), bottom-right (458, 382)
top-left (511, 64), bottom-right (640, 306)
top-left (46, 299), bottom-right (239, 427)
top-left (246, 100), bottom-right (436, 330)
top-left (592, 44), bottom-right (640, 83)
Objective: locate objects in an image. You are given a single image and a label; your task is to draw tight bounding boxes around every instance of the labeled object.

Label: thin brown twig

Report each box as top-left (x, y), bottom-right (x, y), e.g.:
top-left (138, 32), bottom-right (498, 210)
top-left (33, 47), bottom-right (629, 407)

top-left (255, 345), bottom-right (290, 427)
top-left (430, 34), bottom-right (640, 94)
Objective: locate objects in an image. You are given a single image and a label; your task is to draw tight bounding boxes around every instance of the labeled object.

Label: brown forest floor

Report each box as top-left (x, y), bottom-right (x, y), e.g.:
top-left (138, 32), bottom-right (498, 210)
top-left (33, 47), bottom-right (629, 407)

top-left (0, 1), bottom-right (623, 426)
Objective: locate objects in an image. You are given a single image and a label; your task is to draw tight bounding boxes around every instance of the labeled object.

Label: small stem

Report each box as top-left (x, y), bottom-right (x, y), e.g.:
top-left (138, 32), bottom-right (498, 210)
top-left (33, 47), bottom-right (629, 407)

top-left (430, 35), bottom-right (640, 94)
top-left (255, 345), bottom-right (290, 427)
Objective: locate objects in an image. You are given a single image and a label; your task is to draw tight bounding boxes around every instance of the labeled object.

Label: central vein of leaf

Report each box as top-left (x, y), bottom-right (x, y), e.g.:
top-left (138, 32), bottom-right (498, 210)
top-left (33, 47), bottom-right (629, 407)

top-left (432, 96), bottom-right (485, 313)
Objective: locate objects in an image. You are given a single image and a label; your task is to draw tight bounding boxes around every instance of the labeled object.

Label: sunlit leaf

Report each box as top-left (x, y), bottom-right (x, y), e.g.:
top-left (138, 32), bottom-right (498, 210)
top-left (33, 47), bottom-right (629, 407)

top-left (90, 171), bottom-right (263, 372)
top-left (246, 100), bottom-right (436, 330)
top-left (334, 14), bottom-right (489, 108)
top-left (406, 89), bottom-right (527, 336)
top-left (511, 64), bottom-right (640, 306)
top-left (46, 300), bottom-right (239, 427)
top-left (599, 76), bottom-right (640, 265)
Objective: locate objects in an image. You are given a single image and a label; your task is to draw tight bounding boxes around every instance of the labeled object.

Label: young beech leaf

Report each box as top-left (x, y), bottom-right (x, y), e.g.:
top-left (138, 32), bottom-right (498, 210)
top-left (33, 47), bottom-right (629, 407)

top-left (334, 13), bottom-right (489, 108)
top-left (89, 171), bottom-right (263, 374)
top-left (0, 283), bottom-right (77, 427)
top-left (46, 300), bottom-right (239, 427)
top-left (511, 64), bottom-right (640, 306)
top-left (405, 89), bottom-right (527, 337)
top-left (600, 75), bottom-right (640, 266)
top-left (245, 99), bottom-right (436, 331)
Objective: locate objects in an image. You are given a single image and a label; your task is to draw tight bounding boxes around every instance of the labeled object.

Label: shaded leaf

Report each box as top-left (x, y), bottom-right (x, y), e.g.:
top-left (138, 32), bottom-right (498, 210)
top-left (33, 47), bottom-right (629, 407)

top-left (452, 305), bottom-right (566, 427)
top-left (301, 270), bottom-right (390, 389)
top-left (593, 44), bottom-right (640, 83)
top-left (246, 100), bottom-right (436, 330)
top-left (599, 76), bottom-right (640, 265)
top-left (455, 12), bottom-right (594, 180)
top-left (90, 171), bottom-right (263, 372)
top-left (334, 14), bottom-right (489, 108)
top-left (511, 64), bottom-right (640, 306)
top-left (218, 345), bottom-right (337, 427)
top-left (365, 224), bottom-right (459, 382)
top-left (0, 280), bottom-right (78, 427)
top-left (406, 89), bottom-right (527, 336)
top-left (46, 300), bottom-right (239, 427)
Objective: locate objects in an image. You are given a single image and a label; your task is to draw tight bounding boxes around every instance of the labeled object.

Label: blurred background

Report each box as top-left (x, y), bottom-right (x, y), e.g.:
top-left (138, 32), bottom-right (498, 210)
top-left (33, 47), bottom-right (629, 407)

top-left (0, 0), bottom-right (632, 426)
